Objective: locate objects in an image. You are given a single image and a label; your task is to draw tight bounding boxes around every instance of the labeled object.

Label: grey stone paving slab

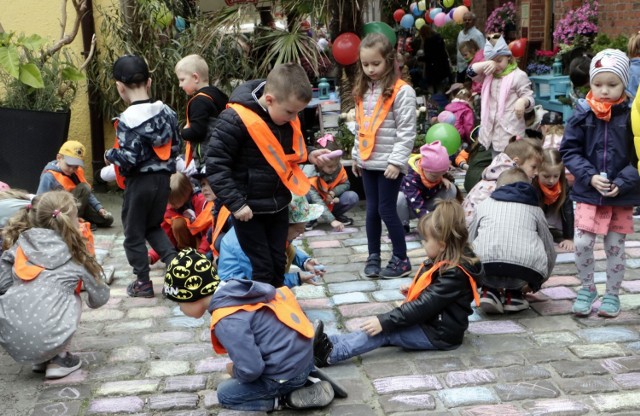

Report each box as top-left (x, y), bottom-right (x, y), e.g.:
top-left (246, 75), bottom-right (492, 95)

top-left (163, 375), bottom-right (208, 392)
top-left (575, 326), bottom-right (639, 343)
top-left (147, 392), bottom-right (200, 410)
top-left (372, 375), bottom-right (442, 394)
top-left (37, 385), bottom-right (92, 403)
top-left (555, 376), bottom-right (620, 394)
top-left (467, 352), bottom-right (525, 369)
top-left (371, 289), bottom-right (405, 302)
top-left (551, 360), bottom-right (610, 378)
top-left (332, 291), bottom-right (369, 305)
top-left (32, 401), bottom-right (82, 416)
top-left (459, 404), bottom-right (526, 416)
top-left (87, 396), bottom-right (145, 414)
top-left (569, 342), bottom-right (629, 358)
top-left (590, 391), bottom-right (640, 412)
top-left (378, 393), bottom-right (436, 413)
top-left (437, 386), bottom-right (499, 408)
top-left (444, 369), bottom-right (495, 387)
top-left (493, 365), bottom-right (552, 382)
top-left (328, 280), bottom-right (377, 294)
top-left (613, 372), bottom-right (640, 389)
top-left (521, 398), bottom-right (592, 415)
top-left (600, 356), bottom-right (640, 374)
top-left (493, 380), bottom-right (560, 401)
top-left (415, 356), bottom-right (467, 374)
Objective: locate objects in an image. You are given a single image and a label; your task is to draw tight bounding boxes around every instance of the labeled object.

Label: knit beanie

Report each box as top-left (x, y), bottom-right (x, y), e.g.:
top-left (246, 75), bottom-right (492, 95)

top-left (420, 141), bottom-right (450, 173)
top-left (164, 248), bottom-right (220, 303)
top-left (483, 36), bottom-right (511, 61)
top-left (589, 49), bottom-right (630, 88)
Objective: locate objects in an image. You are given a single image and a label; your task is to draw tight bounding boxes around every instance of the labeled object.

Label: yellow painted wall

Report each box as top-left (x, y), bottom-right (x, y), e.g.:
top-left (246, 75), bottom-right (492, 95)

top-left (3, 0), bottom-right (116, 179)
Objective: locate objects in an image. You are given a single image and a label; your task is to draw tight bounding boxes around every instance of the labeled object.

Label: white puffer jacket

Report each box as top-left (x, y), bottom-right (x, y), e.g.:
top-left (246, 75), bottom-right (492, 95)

top-left (351, 81), bottom-right (416, 174)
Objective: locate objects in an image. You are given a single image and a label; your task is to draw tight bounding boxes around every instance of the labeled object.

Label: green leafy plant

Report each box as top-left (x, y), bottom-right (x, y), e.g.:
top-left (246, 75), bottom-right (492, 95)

top-left (590, 33), bottom-right (628, 54)
top-left (0, 0), bottom-right (92, 111)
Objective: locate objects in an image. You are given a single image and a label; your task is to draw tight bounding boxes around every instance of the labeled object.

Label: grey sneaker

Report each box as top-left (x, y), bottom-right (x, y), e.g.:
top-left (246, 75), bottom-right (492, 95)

top-left (45, 353), bottom-right (81, 379)
top-left (380, 255), bottom-right (412, 278)
top-left (364, 253), bottom-right (381, 278)
top-left (285, 381), bottom-right (334, 409)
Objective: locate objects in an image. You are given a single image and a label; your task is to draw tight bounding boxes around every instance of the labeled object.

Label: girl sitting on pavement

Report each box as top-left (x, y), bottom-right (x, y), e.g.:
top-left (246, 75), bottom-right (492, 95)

top-left (0, 191), bottom-right (110, 379)
top-left (313, 200), bottom-right (483, 367)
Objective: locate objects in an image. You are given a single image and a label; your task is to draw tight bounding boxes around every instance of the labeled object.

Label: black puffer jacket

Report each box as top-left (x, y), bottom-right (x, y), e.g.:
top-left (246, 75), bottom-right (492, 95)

top-left (206, 80), bottom-right (298, 214)
top-left (378, 255), bottom-right (484, 350)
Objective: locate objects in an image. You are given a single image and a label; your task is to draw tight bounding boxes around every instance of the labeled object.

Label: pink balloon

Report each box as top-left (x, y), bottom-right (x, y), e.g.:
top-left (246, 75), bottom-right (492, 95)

top-left (434, 12), bottom-right (446, 27)
top-left (437, 111), bottom-right (456, 125)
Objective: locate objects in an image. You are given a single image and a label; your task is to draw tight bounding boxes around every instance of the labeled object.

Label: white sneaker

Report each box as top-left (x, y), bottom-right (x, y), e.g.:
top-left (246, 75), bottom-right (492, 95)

top-left (45, 353), bottom-right (81, 379)
top-left (503, 290), bottom-right (529, 312)
top-left (479, 288), bottom-right (504, 314)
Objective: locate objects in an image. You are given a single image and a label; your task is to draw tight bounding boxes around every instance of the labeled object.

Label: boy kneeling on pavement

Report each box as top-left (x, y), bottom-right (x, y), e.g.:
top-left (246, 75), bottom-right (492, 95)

top-left (163, 248), bottom-right (335, 411)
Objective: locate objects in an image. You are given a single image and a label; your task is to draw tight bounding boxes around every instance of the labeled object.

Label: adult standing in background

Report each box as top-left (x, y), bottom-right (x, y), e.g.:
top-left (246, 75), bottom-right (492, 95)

top-left (456, 12), bottom-right (486, 83)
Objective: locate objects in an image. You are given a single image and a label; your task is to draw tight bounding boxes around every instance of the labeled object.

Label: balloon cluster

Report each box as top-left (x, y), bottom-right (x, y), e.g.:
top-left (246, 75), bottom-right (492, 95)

top-left (393, 1), bottom-right (473, 29)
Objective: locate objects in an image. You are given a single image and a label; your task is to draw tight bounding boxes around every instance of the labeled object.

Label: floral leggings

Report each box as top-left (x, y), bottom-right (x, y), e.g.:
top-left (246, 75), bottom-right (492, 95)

top-left (574, 229), bottom-right (626, 295)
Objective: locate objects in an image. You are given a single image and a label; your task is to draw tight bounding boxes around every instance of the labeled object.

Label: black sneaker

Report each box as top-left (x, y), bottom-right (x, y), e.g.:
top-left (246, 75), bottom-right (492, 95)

top-left (305, 220), bottom-right (317, 231)
top-left (335, 215), bottom-right (353, 226)
top-left (313, 321), bottom-right (333, 368)
top-left (45, 353), bottom-right (81, 379)
top-left (127, 279), bottom-right (154, 298)
top-left (479, 287), bottom-right (504, 314)
top-left (364, 253), bottom-right (381, 278)
top-left (380, 255), bottom-right (412, 278)
top-left (403, 223), bottom-right (410, 234)
top-left (309, 367), bottom-right (349, 399)
top-left (285, 381), bottom-right (334, 409)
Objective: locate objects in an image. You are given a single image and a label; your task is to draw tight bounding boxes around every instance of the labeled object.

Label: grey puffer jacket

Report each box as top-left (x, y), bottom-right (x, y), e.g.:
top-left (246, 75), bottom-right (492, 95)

top-left (0, 228), bottom-right (110, 363)
top-left (352, 81), bottom-right (416, 174)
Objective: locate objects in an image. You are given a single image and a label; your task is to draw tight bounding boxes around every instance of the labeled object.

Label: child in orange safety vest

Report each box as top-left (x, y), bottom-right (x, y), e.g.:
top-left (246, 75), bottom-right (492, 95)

top-left (163, 250), bottom-right (335, 411)
top-left (37, 140), bottom-right (113, 229)
top-left (304, 137), bottom-right (359, 232)
top-left (313, 200), bottom-right (483, 367)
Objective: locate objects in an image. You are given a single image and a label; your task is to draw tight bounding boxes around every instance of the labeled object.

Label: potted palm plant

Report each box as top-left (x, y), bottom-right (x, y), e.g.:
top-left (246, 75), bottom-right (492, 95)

top-left (0, 0), bottom-right (94, 192)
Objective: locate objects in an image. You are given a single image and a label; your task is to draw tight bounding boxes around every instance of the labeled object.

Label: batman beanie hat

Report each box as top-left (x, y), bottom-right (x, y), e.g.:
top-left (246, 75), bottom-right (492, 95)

top-left (164, 248), bottom-right (220, 303)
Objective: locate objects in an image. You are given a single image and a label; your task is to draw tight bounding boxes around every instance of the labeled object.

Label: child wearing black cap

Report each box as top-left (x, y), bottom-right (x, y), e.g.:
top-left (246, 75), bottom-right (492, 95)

top-left (540, 111), bottom-right (564, 150)
top-left (104, 55), bottom-right (181, 298)
top-left (163, 249), bottom-right (335, 412)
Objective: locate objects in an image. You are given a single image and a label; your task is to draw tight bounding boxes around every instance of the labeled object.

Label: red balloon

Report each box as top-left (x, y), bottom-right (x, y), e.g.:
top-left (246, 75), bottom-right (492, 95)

top-left (509, 38), bottom-right (528, 59)
top-left (332, 32), bottom-right (361, 66)
top-left (463, 0), bottom-right (471, 7)
top-left (393, 9), bottom-right (406, 23)
top-left (425, 10), bottom-right (434, 24)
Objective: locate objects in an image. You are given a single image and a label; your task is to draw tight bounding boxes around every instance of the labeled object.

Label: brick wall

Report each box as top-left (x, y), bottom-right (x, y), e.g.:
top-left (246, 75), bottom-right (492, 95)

top-left (476, 0), bottom-right (639, 47)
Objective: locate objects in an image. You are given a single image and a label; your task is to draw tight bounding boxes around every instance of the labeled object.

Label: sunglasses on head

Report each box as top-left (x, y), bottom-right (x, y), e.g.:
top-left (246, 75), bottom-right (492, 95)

top-left (487, 34), bottom-right (501, 40)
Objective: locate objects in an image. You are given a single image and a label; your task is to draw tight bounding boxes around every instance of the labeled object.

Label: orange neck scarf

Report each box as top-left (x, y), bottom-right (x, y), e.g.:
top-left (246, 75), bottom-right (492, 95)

top-left (418, 168), bottom-right (442, 189)
top-left (585, 91), bottom-right (626, 121)
top-left (538, 179), bottom-right (561, 205)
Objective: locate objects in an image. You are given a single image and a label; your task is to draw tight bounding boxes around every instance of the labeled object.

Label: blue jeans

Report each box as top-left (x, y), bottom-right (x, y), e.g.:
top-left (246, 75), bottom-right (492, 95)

top-left (332, 190), bottom-right (360, 218)
top-left (216, 363), bottom-right (313, 411)
top-left (328, 326), bottom-right (436, 364)
top-left (361, 169), bottom-right (406, 258)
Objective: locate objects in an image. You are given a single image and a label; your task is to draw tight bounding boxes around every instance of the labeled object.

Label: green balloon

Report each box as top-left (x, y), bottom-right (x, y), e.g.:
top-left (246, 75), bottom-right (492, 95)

top-left (362, 21), bottom-right (397, 46)
top-left (425, 123), bottom-right (461, 155)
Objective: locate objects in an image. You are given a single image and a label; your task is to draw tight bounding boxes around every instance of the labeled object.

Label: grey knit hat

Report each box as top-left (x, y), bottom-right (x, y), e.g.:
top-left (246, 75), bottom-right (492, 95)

top-left (589, 49), bottom-right (630, 87)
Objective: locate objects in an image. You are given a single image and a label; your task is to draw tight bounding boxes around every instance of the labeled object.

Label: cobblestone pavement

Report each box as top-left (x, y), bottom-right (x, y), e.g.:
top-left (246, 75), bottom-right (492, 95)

top-left (3, 191), bottom-right (640, 415)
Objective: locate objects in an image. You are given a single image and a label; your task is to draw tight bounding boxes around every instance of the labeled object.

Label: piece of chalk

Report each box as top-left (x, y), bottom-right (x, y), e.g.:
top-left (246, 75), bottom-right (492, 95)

top-left (319, 150), bottom-right (343, 160)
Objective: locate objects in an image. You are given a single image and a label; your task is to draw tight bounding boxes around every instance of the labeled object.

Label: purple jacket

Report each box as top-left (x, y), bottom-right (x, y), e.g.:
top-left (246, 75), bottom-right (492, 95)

top-left (560, 100), bottom-right (640, 207)
top-left (401, 168), bottom-right (448, 218)
top-left (445, 100), bottom-right (475, 144)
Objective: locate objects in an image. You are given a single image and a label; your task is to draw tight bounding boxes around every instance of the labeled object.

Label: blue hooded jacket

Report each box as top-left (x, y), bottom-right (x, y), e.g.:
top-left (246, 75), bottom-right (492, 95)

top-left (560, 99), bottom-right (640, 207)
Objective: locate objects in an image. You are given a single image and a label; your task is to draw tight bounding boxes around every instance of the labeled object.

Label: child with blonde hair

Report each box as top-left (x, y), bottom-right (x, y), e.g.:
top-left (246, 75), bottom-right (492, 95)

top-left (540, 111), bottom-right (564, 150)
top-left (561, 49), bottom-right (640, 318)
top-left (468, 34), bottom-right (535, 157)
top-left (313, 200), bottom-right (483, 367)
top-left (463, 138), bottom-right (543, 225)
top-left (626, 32), bottom-right (640, 102)
top-left (175, 54), bottom-right (228, 168)
top-left (534, 148), bottom-right (574, 251)
top-left (352, 33), bottom-right (417, 278)
top-left (0, 191), bottom-right (110, 379)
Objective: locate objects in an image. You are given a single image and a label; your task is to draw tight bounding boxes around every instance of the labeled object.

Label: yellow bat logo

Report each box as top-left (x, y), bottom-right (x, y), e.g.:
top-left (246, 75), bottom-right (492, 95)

top-left (172, 265), bottom-right (190, 279)
top-left (194, 258), bottom-right (211, 273)
top-left (185, 275), bottom-right (203, 290)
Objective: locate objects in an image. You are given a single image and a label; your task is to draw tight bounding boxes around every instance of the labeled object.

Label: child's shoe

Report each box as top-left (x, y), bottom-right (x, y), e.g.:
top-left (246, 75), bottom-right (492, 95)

top-left (45, 352), bottom-right (81, 379)
top-left (335, 215), bottom-right (353, 226)
top-left (127, 279), bottom-right (154, 298)
top-left (503, 290), bottom-right (529, 312)
top-left (305, 220), bottom-right (318, 231)
top-left (285, 381), bottom-right (334, 409)
top-left (572, 288), bottom-right (598, 316)
top-left (597, 294), bottom-right (620, 318)
top-left (479, 287), bottom-right (503, 314)
top-left (364, 253), bottom-right (381, 278)
top-left (32, 361), bottom-right (48, 373)
top-left (313, 321), bottom-right (333, 368)
top-left (380, 255), bottom-right (412, 278)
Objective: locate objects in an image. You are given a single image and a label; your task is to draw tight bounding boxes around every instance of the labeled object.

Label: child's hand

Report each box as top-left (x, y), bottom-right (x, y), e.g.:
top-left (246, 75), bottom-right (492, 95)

top-left (603, 184), bottom-right (620, 198)
top-left (514, 98), bottom-right (526, 119)
top-left (331, 219), bottom-right (345, 231)
top-left (352, 164), bottom-right (362, 177)
top-left (384, 164), bottom-right (400, 179)
top-left (590, 175), bottom-right (611, 195)
top-left (399, 284), bottom-right (409, 295)
top-left (559, 239), bottom-right (575, 251)
top-left (300, 272), bottom-right (320, 285)
top-left (234, 205), bottom-right (253, 222)
top-left (304, 258), bottom-right (326, 277)
top-left (482, 61), bottom-right (497, 75)
top-left (332, 197), bottom-right (340, 204)
top-left (360, 317), bottom-right (382, 336)
top-left (309, 149), bottom-right (331, 167)
top-left (183, 209), bottom-right (196, 222)
top-left (98, 208), bottom-right (110, 217)
top-left (442, 177), bottom-right (452, 189)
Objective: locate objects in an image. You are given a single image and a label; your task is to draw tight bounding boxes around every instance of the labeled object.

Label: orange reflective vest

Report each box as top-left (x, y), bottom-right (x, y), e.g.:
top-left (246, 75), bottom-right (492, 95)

top-left (48, 168), bottom-right (89, 192)
top-left (355, 79), bottom-right (408, 161)
top-left (211, 205), bottom-right (231, 258)
top-left (405, 261), bottom-right (480, 306)
top-left (184, 92), bottom-right (214, 167)
top-left (228, 103), bottom-right (310, 196)
top-left (111, 120), bottom-right (173, 190)
top-left (209, 286), bottom-right (313, 354)
top-left (309, 167), bottom-right (348, 211)
top-left (164, 200), bottom-right (214, 236)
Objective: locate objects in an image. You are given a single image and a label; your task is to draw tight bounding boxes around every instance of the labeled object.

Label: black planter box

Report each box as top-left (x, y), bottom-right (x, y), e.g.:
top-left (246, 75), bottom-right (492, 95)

top-left (0, 108), bottom-right (70, 192)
